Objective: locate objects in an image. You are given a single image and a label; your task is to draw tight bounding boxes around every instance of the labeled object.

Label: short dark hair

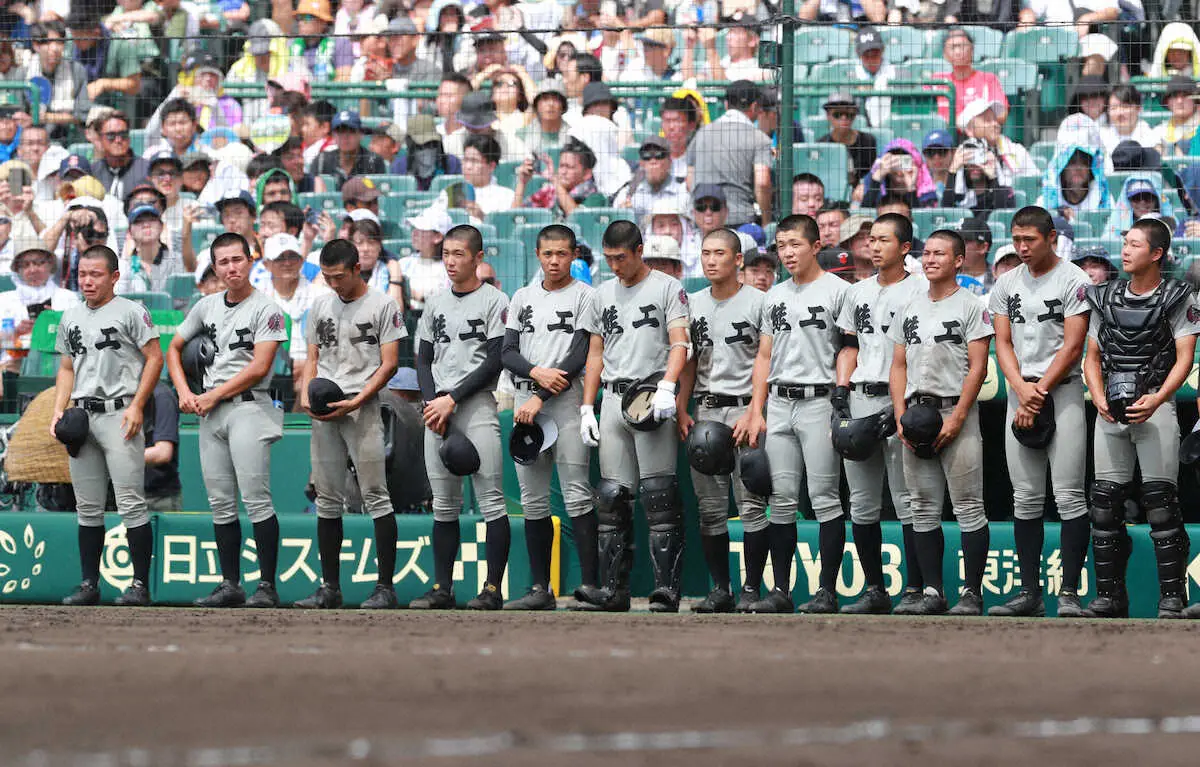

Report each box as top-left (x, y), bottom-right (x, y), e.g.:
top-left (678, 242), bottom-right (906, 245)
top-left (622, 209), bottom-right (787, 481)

top-left (793, 173), bottom-right (824, 189)
top-left (276, 136), bottom-right (304, 156)
top-left (878, 192), bottom-right (912, 212)
top-left (263, 200), bottom-right (304, 233)
top-left (211, 232), bottom-right (252, 259)
top-left (246, 153), bottom-right (283, 181)
top-left (303, 99), bottom-right (336, 125)
top-left (160, 98), bottom-right (195, 124)
top-left (875, 212), bottom-right (913, 245)
top-left (464, 133), bottom-right (501, 166)
top-left (661, 96), bottom-right (697, 124)
top-left (817, 206), bottom-right (848, 221)
top-left (1130, 217), bottom-right (1172, 259)
top-left (30, 21), bottom-right (66, 40)
top-left (80, 244), bottom-right (117, 273)
top-left (704, 228), bottom-right (742, 254)
top-left (1111, 84), bottom-right (1142, 106)
top-left (319, 238), bottom-right (360, 269)
top-left (262, 172), bottom-right (292, 190)
top-left (351, 218), bottom-right (383, 241)
top-left (537, 224), bottom-right (577, 252)
top-left (776, 213), bottom-right (819, 244)
top-left (573, 52), bottom-right (603, 83)
top-left (561, 138), bottom-right (597, 170)
top-left (442, 72), bottom-right (472, 91)
top-left (602, 219), bottom-right (643, 253)
top-left (277, 91), bottom-right (308, 115)
top-left (99, 112), bottom-right (130, 132)
top-left (926, 229), bottom-right (966, 258)
top-left (124, 184), bottom-right (166, 214)
top-left (445, 224), bottom-right (484, 256)
top-left (1011, 205), bottom-right (1055, 236)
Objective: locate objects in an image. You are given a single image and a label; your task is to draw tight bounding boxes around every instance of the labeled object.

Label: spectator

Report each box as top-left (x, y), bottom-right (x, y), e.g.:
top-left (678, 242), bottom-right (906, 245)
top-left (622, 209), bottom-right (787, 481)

top-left (1111, 139), bottom-right (1162, 174)
top-left (1105, 176), bottom-right (1174, 239)
top-left (613, 136), bottom-right (688, 223)
top-left (348, 217), bottom-right (394, 295)
top-left (142, 382), bottom-right (182, 511)
top-left (0, 247), bottom-right (77, 372)
top-left (792, 172), bottom-right (826, 217)
top-left (0, 161), bottom-right (42, 254)
top-left (334, 0), bottom-right (378, 52)
top-left (621, 28), bottom-right (678, 83)
top-left (0, 107), bottom-right (20, 165)
top-left (189, 189), bottom-right (259, 277)
top-left (643, 234), bottom-right (683, 279)
top-left (146, 52), bottom-right (242, 135)
top-left (117, 203), bottom-right (178, 293)
top-left (478, 65), bottom-right (535, 137)
top-left (1152, 76), bottom-right (1200, 158)
top-left (888, 0), bottom-right (961, 22)
top-left (443, 90), bottom-right (527, 164)
top-left (434, 72), bottom-right (471, 140)
top-left (259, 232), bottom-right (329, 396)
top-left (257, 167), bottom-right (296, 207)
top-left (399, 206), bottom-right (450, 313)
top-left (1073, 244), bottom-right (1116, 285)
top-left (956, 215), bottom-right (993, 295)
top-left (1070, 75), bottom-right (1110, 125)
top-left (1038, 144), bottom-right (1111, 220)
top-left (1019, 0), bottom-right (1118, 39)
top-left (226, 19), bottom-right (285, 91)
top-left (688, 80), bottom-right (772, 226)
top-left (799, 0), bottom-right (886, 22)
top-left (300, 99), bottom-right (337, 171)
top-left (338, 175), bottom-right (381, 224)
top-left (197, 263), bottom-right (224, 294)
top-left (741, 244), bottom-right (778, 291)
top-left (276, 136), bottom-right (325, 195)
top-left (1079, 33), bottom-right (1118, 78)
top-left (837, 214), bottom-right (873, 281)
top-left (19, 125), bottom-right (65, 203)
top-left (922, 129), bottom-right (954, 197)
top-left (941, 137), bottom-right (1016, 214)
top-left (520, 82), bottom-right (568, 155)
top-left (385, 16), bottom-right (439, 81)
top-left (26, 21), bottom-right (90, 140)
top-left (391, 114), bottom-right (461, 191)
top-left (1051, 214), bottom-right (1076, 260)
top-left (818, 91), bottom-right (877, 191)
top-left (541, 33), bottom-right (584, 86)
top-left (290, 0), bottom-right (352, 82)
top-left (67, 9), bottom-right (150, 120)
top-left (661, 95), bottom-right (699, 183)
top-left (853, 27), bottom-right (895, 128)
top-left (144, 98), bottom-right (207, 159)
top-left (520, 136), bottom-right (605, 219)
top-left (1100, 86), bottom-right (1154, 165)
top-left (312, 110), bottom-right (387, 189)
top-left (958, 98), bottom-right (1037, 182)
top-left (816, 205), bottom-right (848, 251)
top-left (145, 150), bottom-right (185, 262)
top-left (756, 86), bottom-right (783, 147)
top-left (348, 15), bottom-right (394, 86)
top-left (644, 197), bottom-right (701, 273)
top-left (562, 51), bottom-right (634, 143)
top-left (422, 133), bottom-right (509, 223)
top-left (683, 22), bottom-right (768, 83)
top-left (935, 28), bottom-right (1008, 126)
top-left (564, 113), bottom-right (631, 198)
top-left (862, 139), bottom-right (939, 209)
top-left (90, 112), bottom-right (149, 201)
top-left (1150, 21), bottom-right (1200, 78)
top-left (180, 153), bottom-right (214, 199)
top-left (691, 183), bottom-right (729, 242)
top-left (368, 123), bottom-right (404, 167)
top-left (40, 202), bottom-right (110, 290)
top-left (464, 32), bottom-right (508, 79)
top-left (992, 243), bottom-right (1020, 279)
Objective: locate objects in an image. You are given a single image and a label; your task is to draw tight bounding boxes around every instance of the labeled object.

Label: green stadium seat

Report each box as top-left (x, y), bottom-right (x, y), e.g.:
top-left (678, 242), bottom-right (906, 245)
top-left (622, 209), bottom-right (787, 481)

top-left (494, 161), bottom-right (521, 189)
top-left (793, 27), bottom-right (854, 65)
top-left (447, 209), bottom-right (470, 226)
top-left (67, 142), bottom-right (94, 161)
top-left (122, 291), bottom-right (173, 311)
top-left (1072, 209), bottom-right (1113, 239)
top-left (0, 274), bottom-right (13, 292)
top-left (1071, 220), bottom-right (1094, 238)
top-left (361, 175), bottom-right (417, 195)
top-left (476, 223), bottom-right (498, 241)
top-left (793, 142), bottom-right (850, 202)
top-left (1030, 141), bottom-right (1057, 170)
top-left (682, 276), bottom-right (709, 293)
top-left (19, 349), bottom-right (58, 377)
top-left (809, 58), bottom-right (859, 86)
top-left (886, 114), bottom-right (948, 147)
top-left (988, 220), bottom-right (1007, 243)
top-left (927, 26), bottom-right (1004, 61)
top-left (977, 58), bottom-right (1039, 97)
top-left (1002, 27), bottom-right (1080, 65)
top-left (298, 192), bottom-right (343, 212)
top-left (1170, 238), bottom-right (1200, 263)
top-left (431, 175), bottom-right (466, 194)
top-left (569, 208), bottom-right (635, 251)
top-left (486, 209), bottom-right (555, 240)
top-left (989, 208), bottom-right (1018, 232)
top-left (1013, 175), bottom-right (1043, 207)
top-left (166, 273), bottom-right (197, 309)
top-left (189, 224), bottom-right (223, 255)
top-left (1072, 237), bottom-right (1104, 254)
top-left (976, 59), bottom-right (1041, 143)
top-left (130, 129), bottom-right (147, 157)
top-left (881, 26), bottom-right (928, 64)
top-left (893, 57), bottom-right (947, 83)
top-left (913, 209), bottom-right (969, 238)
top-left (483, 239), bottom-right (526, 294)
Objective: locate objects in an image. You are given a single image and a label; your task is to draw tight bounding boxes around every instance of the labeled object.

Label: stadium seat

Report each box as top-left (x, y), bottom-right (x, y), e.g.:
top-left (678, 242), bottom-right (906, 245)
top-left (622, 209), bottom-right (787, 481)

top-left (1003, 27), bottom-right (1079, 123)
top-left (793, 143), bottom-right (850, 202)
top-left (0, 274), bottom-right (13, 292)
top-left (122, 291), bottom-right (173, 311)
top-left (988, 220), bottom-right (1007, 242)
top-left (1013, 176), bottom-right (1043, 207)
top-left (129, 129), bottom-right (147, 156)
top-left (886, 114), bottom-right (948, 147)
top-left (913, 209), bottom-right (969, 237)
top-left (682, 277), bottom-right (709, 293)
top-left (361, 175), bottom-right (417, 195)
top-left (19, 349), bottom-right (58, 377)
top-left (1170, 238), bottom-right (1200, 263)
top-left (67, 142), bottom-right (94, 161)
top-left (893, 58), bottom-right (947, 84)
top-left (1072, 209), bottom-right (1113, 238)
top-left (1030, 141), bottom-right (1057, 171)
top-left (190, 224), bottom-right (223, 255)
top-left (793, 27), bottom-right (854, 65)
top-left (431, 175), bottom-right (466, 194)
top-left (927, 26), bottom-right (1004, 61)
top-left (486, 209), bottom-right (555, 240)
top-left (976, 59), bottom-right (1040, 143)
top-left (494, 161), bottom-right (521, 189)
top-left (166, 273), bottom-right (197, 309)
top-left (483, 239), bottom-right (525, 293)
top-left (298, 193), bottom-right (343, 212)
top-left (569, 208), bottom-right (635, 252)
top-left (881, 26), bottom-right (928, 64)
top-left (989, 208), bottom-right (1018, 232)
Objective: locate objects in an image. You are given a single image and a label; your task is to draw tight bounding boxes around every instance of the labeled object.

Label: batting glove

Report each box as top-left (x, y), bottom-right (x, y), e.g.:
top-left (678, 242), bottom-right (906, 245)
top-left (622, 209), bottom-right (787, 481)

top-left (831, 385), bottom-right (852, 419)
top-left (651, 380), bottom-right (677, 421)
top-left (580, 404), bottom-right (600, 447)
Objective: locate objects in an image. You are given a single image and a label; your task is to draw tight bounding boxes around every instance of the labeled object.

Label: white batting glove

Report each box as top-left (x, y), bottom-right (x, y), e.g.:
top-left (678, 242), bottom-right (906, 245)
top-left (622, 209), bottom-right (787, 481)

top-left (580, 404), bottom-right (600, 447)
top-left (652, 380), bottom-right (677, 421)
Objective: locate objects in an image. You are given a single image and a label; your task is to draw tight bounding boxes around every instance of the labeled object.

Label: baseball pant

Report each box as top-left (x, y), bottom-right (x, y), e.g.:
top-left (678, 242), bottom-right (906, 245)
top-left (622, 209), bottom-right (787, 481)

top-left (903, 403), bottom-right (987, 533)
top-left (764, 395), bottom-right (842, 525)
top-left (689, 403), bottom-right (768, 534)
top-left (146, 494), bottom-right (183, 512)
top-left (843, 390), bottom-right (910, 525)
top-left (513, 383), bottom-right (592, 520)
top-left (312, 396), bottom-right (394, 520)
top-left (70, 408), bottom-right (148, 529)
top-left (1005, 378), bottom-right (1088, 521)
top-left (598, 388), bottom-right (678, 488)
top-left (1093, 399), bottom-right (1179, 485)
top-left (199, 395), bottom-right (283, 525)
top-left (424, 391), bottom-right (506, 522)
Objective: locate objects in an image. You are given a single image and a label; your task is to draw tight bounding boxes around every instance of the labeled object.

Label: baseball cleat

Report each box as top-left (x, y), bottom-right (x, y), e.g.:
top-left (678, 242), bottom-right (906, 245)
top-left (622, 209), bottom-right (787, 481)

top-left (409, 585), bottom-right (456, 610)
top-left (747, 587), bottom-right (794, 614)
top-left (911, 586), bottom-right (948, 616)
top-left (1181, 602), bottom-right (1200, 619)
top-left (692, 586), bottom-right (736, 614)
top-left (892, 586), bottom-right (925, 615)
top-left (987, 588), bottom-right (1045, 617)
top-left (839, 585), bottom-right (892, 615)
top-left (294, 582), bottom-right (343, 609)
top-left (796, 587), bottom-right (838, 614)
top-left (503, 584), bottom-right (557, 611)
top-left (359, 584), bottom-right (399, 610)
top-left (734, 585), bottom-right (760, 613)
top-left (648, 587), bottom-right (681, 613)
top-left (570, 584), bottom-right (607, 611)
top-left (1055, 589), bottom-right (1088, 618)
top-left (948, 587), bottom-right (983, 616)
top-left (1158, 594), bottom-right (1187, 619)
top-left (245, 581), bottom-right (280, 608)
top-left (1084, 593), bottom-right (1129, 619)
top-left (466, 583), bottom-right (503, 610)
top-left (62, 580), bottom-right (101, 606)
top-left (598, 588), bottom-right (632, 612)
top-left (113, 579), bottom-right (151, 607)
top-left (194, 579), bottom-right (247, 608)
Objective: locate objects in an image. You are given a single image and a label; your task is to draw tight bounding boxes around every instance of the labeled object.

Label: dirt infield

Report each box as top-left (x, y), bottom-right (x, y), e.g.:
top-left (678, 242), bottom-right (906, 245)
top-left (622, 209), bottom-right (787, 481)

top-left (4, 606), bottom-right (1200, 766)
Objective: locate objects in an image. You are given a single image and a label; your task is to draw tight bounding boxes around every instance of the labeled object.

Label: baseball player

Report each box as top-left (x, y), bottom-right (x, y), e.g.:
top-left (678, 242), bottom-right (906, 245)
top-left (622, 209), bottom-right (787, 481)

top-left (676, 228), bottom-right (768, 613)
top-left (296, 239), bottom-right (405, 609)
top-left (581, 220), bottom-right (691, 612)
top-left (167, 232), bottom-right (288, 608)
top-left (1083, 218), bottom-right (1199, 619)
top-left (413, 224), bottom-right (510, 610)
top-left (988, 207), bottom-right (1092, 618)
top-left (889, 229), bottom-right (993, 616)
top-left (743, 214), bottom-right (849, 614)
top-left (500, 224), bottom-right (599, 610)
top-left (834, 213), bottom-right (926, 615)
top-left (55, 245), bottom-right (163, 606)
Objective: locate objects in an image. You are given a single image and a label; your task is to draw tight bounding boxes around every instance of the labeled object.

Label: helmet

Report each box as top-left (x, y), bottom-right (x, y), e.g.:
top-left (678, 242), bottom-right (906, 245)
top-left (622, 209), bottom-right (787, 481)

top-left (307, 377), bottom-right (346, 417)
top-left (53, 407), bottom-right (89, 457)
top-left (439, 428), bottom-right (481, 476)
top-left (181, 332), bottom-right (218, 395)
top-left (509, 413), bottom-right (559, 466)
top-left (621, 372), bottom-right (666, 432)
top-left (1182, 421), bottom-right (1200, 466)
top-left (900, 403), bottom-right (942, 460)
top-left (686, 420), bottom-right (736, 475)
top-left (1105, 372), bottom-right (1139, 425)
top-left (739, 444), bottom-right (772, 497)
top-left (1010, 393), bottom-right (1055, 449)
top-left (831, 405), bottom-right (896, 462)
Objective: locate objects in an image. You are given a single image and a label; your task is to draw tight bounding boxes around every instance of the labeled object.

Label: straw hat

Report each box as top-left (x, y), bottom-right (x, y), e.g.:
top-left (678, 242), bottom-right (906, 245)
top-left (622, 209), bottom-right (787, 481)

top-left (5, 388), bottom-right (71, 483)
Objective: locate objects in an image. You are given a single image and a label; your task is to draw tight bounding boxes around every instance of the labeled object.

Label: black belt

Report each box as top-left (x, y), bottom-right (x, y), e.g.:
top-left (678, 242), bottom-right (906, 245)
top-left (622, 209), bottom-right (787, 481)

top-left (695, 393), bottom-right (752, 409)
top-left (1024, 375), bottom-right (1078, 385)
top-left (773, 384), bottom-right (831, 400)
top-left (74, 397), bottom-right (125, 414)
top-left (514, 379), bottom-right (537, 391)
top-left (852, 382), bottom-right (889, 397)
top-left (223, 391), bottom-right (258, 404)
top-left (907, 393), bottom-right (960, 409)
top-left (603, 380), bottom-right (633, 395)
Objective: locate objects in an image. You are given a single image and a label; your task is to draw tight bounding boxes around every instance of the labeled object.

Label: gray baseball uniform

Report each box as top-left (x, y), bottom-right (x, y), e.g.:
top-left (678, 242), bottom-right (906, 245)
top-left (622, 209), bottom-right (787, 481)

top-left (56, 297), bottom-right (158, 528)
top-left (506, 279), bottom-right (599, 520)
top-left (307, 288), bottom-right (407, 520)
top-left (989, 260), bottom-right (1091, 521)
top-left (889, 287), bottom-right (993, 534)
top-left (417, 282), bottom-right (509, 522)
top-left (177, 290), bottom-right (288, 524)
top-left (761, 272), bottom-right (847, 524)
top-left (836, 273), bottom-right (925, 525)
top-left (688, 283), bottom-right (768, 534)
top-left (596, 269), bottom-right (690, 488)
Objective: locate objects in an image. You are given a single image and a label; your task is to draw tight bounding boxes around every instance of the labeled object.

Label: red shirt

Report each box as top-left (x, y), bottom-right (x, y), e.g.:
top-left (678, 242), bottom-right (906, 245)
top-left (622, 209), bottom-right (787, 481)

top-left (934, 68), bottom-right (1009, 127)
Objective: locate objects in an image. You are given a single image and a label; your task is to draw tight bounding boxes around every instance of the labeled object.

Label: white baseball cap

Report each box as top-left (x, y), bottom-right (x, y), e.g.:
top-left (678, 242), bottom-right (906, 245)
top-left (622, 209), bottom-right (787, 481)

top-left (405, 206), bottom-right (453, 234)
top-left (644, 234), bottom-right (682, 263)
top-left (1080, 33), bottom-right (1118, 62)
top-left (264, 233), bottom-right (303, 261)
top-left (956, 98), bottom-right (1004, 131)
top-left (346, 208), bottom-right (380, 225)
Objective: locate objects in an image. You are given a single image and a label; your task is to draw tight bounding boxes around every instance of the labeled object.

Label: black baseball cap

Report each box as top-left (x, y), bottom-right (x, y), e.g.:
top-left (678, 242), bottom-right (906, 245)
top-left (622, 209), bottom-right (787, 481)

top-left (959, 216), bottom-right (993, 244)
top-left (856, 27), bottom-right (884, 55)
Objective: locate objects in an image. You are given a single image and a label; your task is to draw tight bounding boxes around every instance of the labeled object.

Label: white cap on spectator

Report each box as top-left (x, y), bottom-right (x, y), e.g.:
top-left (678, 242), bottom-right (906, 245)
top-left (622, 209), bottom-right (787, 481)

top-left (644, 235), bottom-right (681, 263)
top-left (956, 98), bottom-right (1004, 131)
top-left (264, 233), bottom-right (303, 261)
top-left (347, 208), bottom-right (380, 224)
top-left (406, 206), bottom-right (453, 235)
top-left (1080, 33), bottom-right (1118, 62)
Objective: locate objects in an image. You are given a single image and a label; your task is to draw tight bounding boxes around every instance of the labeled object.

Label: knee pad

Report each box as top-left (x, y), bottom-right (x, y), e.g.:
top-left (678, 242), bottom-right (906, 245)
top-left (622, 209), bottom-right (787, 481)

top-left (594, 479), bottom-right (633, 529)
top-left (1089, 480), bottom-right (1129, 530)
top-left (640, 475), bottom-right (683, 530)
top-left (1142, 480), bottom-right (1182, 529)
